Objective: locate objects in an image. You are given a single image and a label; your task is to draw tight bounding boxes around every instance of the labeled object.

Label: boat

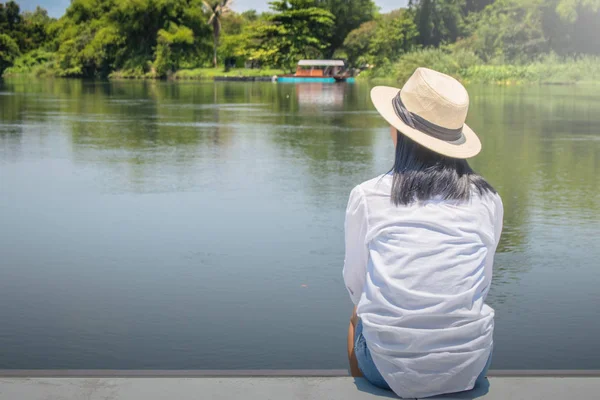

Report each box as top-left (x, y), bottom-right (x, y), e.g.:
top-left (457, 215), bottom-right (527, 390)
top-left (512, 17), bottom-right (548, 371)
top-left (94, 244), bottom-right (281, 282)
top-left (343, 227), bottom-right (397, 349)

top-left (276, 60), bottom-right (355, 83)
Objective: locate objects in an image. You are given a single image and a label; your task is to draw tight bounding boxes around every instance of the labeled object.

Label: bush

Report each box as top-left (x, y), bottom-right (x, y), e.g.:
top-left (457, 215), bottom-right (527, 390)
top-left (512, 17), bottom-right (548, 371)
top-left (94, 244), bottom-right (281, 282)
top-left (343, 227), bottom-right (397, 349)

top-left (109, 67), bottom-right (154, 80)
top-left (3, 49), bottom-right (55, 77)
top-left (370, 48), bottom-right (600, 85)
top-left (462, 54), bottom-right (600, 84)
top-left (393, 47), bottom-right (482, 83)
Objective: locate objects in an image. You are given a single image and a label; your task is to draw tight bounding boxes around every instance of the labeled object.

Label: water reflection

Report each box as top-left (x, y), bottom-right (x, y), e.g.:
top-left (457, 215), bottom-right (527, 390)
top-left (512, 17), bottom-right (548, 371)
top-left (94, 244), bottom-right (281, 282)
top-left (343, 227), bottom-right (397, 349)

top-left (2, 79), bottom-right (599, 256)
top-left (295, 82), bottom-right (346, 107)
top-left (0, 79), bottom-right (599, 369)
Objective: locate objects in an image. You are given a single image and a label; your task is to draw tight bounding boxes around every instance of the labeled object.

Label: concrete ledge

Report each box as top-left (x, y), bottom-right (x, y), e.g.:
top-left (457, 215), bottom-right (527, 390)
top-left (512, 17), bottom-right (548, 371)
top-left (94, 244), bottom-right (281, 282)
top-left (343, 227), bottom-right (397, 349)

top-left (0, 369), bottom-right (349, 378)
top-left (1, 376), bottom-right (600, 400)
top-left (1, 369), bottom-right (599, 377)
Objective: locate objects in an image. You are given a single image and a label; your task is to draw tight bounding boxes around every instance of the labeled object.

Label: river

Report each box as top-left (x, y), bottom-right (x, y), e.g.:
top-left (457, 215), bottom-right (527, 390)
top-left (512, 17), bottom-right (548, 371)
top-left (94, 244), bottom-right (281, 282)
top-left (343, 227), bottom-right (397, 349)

top-left (1, 79), bottom-right (599, 370)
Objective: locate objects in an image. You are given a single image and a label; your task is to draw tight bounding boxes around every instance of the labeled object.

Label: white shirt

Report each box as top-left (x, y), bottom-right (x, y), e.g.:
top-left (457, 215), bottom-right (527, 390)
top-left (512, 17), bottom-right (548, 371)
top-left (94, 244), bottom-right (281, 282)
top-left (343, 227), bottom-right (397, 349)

top-left (343, 174), bottom-right (503, 399)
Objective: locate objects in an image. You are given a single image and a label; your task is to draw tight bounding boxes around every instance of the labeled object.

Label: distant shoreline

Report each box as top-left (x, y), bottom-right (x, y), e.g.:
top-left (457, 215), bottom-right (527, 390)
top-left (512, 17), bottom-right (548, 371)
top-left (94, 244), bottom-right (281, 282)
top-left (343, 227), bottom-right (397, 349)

top-left (2, 67), bottom-right (285, 82)
top-left (4, 59), bottom-right (600, 86)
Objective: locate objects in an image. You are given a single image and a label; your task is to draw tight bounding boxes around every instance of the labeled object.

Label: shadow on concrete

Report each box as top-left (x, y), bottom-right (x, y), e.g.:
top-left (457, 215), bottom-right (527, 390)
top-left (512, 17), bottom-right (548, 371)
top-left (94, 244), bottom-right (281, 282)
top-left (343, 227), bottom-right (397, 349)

top-left (353, 377), bottom-right (398, 398)
top-left (352, 377), bottom-right (490, 399)
top-left (425, 378), bottom-right (490, 399)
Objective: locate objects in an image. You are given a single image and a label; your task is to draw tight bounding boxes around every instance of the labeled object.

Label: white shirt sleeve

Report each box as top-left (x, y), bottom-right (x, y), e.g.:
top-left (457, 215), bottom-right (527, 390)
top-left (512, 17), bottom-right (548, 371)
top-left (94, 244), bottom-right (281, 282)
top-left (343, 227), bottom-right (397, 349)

top-left (494, 194), bottom-right (504, 244)
top-left (483, 193), bottom-right (504, 298)
top-left (343, 186), bottom-right (369, 305)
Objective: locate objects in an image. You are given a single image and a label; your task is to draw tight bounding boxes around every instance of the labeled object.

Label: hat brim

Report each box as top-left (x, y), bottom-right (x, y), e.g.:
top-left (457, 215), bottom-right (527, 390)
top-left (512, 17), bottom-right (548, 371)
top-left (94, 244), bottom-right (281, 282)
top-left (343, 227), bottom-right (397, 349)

top-left (370, 86), bottom-right (481, 159)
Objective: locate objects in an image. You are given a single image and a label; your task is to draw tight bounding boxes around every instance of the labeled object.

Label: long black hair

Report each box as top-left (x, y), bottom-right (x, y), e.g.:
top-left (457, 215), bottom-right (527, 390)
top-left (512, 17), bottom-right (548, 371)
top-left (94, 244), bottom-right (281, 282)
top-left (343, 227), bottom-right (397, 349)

top-left (390, 131), bottom-right (495, 206)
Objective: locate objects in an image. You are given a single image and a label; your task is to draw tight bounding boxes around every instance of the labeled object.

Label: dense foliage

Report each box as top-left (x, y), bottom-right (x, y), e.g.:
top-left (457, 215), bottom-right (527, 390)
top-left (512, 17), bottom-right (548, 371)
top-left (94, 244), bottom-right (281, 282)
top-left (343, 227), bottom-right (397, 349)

top-left (316, 0), bottom-right (377, 57)
top-left (374, 0), bottom-right (600, 82)
top-left (343, 9), bottom-right (418, 67)
top-left (249, 0), bottom-right (335, 70)
top-left (53, 0), bottom-right (213, 77)
top-left (1, 0), bottom-right (600, 81)
top-left (408, 0), bottom-right (600, 61)
top-left (1, 2), bottom-right (53, 73)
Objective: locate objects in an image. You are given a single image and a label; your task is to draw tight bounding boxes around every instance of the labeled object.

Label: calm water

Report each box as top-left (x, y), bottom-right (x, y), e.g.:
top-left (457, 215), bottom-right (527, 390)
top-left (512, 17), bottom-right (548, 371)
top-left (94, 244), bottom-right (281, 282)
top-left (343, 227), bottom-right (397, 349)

top-left (1, 79), bottom-right (599, 370)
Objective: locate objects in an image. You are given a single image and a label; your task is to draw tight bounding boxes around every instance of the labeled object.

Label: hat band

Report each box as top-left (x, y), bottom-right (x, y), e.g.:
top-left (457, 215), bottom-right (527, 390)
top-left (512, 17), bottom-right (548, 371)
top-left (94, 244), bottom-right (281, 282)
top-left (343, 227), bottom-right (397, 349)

top-left (392, 92), bottom-right (463, 142)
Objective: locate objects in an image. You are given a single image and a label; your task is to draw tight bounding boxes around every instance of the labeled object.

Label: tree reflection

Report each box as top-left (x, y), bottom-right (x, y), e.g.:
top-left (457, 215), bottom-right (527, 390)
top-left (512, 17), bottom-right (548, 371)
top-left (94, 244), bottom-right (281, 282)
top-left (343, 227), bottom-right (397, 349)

top-left (468, 84), bottom-right (600, 254)
top-left (0, 78), bottom-right (56, 162)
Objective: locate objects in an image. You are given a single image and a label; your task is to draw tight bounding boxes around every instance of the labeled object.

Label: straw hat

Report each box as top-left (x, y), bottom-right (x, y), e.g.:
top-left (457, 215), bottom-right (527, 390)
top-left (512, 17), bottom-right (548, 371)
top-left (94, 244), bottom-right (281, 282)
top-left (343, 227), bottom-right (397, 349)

top-left (370, 68), bottom-right (481, 159)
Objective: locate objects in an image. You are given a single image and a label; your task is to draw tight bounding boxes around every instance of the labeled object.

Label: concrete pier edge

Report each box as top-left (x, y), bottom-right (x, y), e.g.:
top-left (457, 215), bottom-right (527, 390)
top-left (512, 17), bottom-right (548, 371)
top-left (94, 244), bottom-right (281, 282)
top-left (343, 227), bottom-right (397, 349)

top-left (2, 371), bottom-right (600, 399)
top-left (1, 369), bottom-right (600, 377)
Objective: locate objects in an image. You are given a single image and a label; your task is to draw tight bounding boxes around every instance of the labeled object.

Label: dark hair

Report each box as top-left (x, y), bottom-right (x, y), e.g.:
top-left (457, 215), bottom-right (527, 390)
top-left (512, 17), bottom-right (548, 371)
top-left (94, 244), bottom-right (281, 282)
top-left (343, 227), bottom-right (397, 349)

top-left (390, 131), bottom-right (495, 206)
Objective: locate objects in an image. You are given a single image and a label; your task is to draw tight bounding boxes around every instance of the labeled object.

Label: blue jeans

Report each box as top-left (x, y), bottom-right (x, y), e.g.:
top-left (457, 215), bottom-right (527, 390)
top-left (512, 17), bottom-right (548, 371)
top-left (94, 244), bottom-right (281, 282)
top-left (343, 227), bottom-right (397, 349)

top-left (354, 319), bottom-right (492, 393)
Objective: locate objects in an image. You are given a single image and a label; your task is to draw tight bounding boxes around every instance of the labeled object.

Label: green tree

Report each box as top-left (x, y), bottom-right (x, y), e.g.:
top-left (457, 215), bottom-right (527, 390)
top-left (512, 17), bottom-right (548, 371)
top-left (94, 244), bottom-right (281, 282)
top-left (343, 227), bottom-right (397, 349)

top-left (316, 0), bottom-right (377, 56)
top-left (0, 1), bottom-right (23, 50)
top-left (20, 6), bottom-right (53, 52)
top-left (51, 0), bottom-right (211, 78)
top-left (464, 0), bottom-right (547, 62)
top-left (0, 1), bottom-right (21, 31)
top-left (53, 0), bottom-right (120, 77)
top-left (218, 12), bottom-right (259, 67)
top-left (458, 0), bottom-right (600, 60)
top-left (343, 20), bottom-right (377, 65)
top-left (343, 9), bottom-right (418, 66)
top-left (0, 32), bottom-right (19, 74)
top-left (464, 0), bottom-right (496, 13)
top-left (554, 0), bottom-right (600, 21)
top-left (544, 0), bottom-right (600, 55)
top-left (251, 0), bottom-right (335, 69)
top-left (0, 2), bottom-right (53, 74)
top-left (409, 0), bottom-right (466, 47)
top-left (203, 0), bottom-right (232, 67)
top-left (241, 9), bottom-right (259, 21)
top-left (154, 23), bottom-right (195, 76)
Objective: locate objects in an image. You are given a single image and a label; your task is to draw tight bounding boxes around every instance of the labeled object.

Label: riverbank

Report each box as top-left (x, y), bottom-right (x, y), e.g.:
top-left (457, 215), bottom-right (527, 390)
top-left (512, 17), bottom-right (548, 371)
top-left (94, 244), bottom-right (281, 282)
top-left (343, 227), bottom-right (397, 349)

top-left (4, 52), bottom-right (600, 85)
top-left (110, 67), bottom-right (285, 80)
top-left (5, 63), bottom-right (599, 86)
top-left (2, 59), bottom-right (284, 81)
top-left (361, 51), bottom-right (600, 85)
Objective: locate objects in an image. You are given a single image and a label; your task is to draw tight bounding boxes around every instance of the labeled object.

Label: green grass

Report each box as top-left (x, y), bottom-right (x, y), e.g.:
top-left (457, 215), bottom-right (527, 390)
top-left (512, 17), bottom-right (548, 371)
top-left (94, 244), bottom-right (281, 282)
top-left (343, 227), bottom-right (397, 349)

top-left (107, 67), bottom-right (284, 80)
top-left (171, 67), bottom-right (284, 80)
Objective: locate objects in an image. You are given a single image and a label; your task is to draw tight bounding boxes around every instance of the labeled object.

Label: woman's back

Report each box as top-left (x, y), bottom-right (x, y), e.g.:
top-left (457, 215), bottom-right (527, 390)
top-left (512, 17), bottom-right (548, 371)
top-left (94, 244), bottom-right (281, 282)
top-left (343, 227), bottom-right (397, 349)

top-left (344, 175), bottom-right (503, 398)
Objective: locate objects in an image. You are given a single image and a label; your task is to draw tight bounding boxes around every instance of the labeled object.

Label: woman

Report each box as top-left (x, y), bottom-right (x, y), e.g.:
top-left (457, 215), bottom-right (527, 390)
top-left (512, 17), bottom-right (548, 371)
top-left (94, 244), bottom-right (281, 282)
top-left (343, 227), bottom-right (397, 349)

top-left (344, 68), bottom-right (503, 398)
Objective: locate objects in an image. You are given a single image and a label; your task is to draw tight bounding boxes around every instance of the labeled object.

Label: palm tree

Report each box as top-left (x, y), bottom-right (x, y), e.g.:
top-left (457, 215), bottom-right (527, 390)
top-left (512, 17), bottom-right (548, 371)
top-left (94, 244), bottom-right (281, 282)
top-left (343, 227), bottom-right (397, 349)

top-left (203, 0), bottom-right (232, 68)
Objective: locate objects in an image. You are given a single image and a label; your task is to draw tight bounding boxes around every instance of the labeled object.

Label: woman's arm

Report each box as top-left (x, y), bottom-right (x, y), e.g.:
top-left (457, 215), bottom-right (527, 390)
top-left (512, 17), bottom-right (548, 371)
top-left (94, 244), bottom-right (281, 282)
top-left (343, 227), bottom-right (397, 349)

top-left (342, 186), bottom-right (369, 305)
top-left (343, 187), bottom-right (368, 376)
top-left (347, 306), bottom-right (362, 377)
